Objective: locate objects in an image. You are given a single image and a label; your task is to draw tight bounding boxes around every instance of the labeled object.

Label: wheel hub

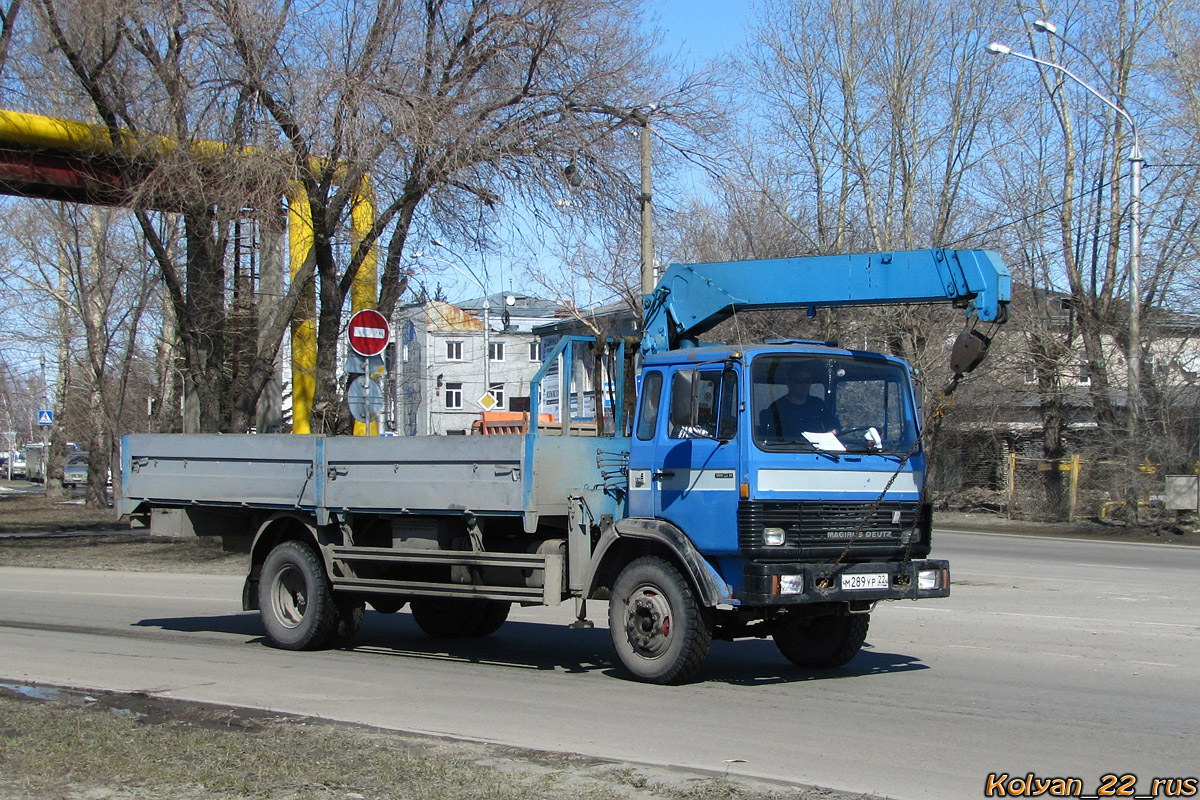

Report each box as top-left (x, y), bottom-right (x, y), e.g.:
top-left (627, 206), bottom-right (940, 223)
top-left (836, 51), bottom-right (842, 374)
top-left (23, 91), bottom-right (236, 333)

top-left (625, 588), bottom-right (672, 658)
top-left (272, 564), bottom-right (308, 629)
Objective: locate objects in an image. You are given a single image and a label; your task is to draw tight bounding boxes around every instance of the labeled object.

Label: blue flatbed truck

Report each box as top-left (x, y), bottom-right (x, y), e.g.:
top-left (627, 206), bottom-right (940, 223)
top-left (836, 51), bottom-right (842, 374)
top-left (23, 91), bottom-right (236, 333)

top-left (120, 248), bottom-right (1010, 683)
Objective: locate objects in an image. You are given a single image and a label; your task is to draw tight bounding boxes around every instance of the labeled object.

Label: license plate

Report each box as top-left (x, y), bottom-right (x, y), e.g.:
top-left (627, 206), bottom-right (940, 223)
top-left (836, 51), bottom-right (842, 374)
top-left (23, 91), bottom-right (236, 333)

top-left (841, 573), bottom-right (888, 590)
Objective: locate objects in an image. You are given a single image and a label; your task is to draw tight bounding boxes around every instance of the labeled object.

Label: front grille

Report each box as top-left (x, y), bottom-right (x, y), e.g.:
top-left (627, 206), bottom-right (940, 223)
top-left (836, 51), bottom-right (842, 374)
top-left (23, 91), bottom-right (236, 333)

top-left (739, 500), bottom-right (920, 559)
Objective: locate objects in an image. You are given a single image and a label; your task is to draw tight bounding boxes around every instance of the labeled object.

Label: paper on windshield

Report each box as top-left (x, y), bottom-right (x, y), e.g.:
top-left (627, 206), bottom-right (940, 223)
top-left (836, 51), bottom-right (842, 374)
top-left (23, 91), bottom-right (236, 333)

top-left (803, 431), bottom-right (846, 451)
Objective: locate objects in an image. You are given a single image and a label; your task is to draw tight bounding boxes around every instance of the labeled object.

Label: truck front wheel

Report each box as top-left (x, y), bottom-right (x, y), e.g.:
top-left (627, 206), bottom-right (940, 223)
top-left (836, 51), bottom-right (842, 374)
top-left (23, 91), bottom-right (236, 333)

top-left (609, 556), bottom-right (712, 684)
top-left (259, 540), bottom-right (340, 650)
top-left (773, 612), bottom-right (869, 668)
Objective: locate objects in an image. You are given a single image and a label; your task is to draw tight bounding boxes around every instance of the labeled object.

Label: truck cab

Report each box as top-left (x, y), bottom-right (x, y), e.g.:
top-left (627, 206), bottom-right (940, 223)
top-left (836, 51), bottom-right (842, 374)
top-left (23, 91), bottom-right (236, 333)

top-left (626, 343), bottom-right (944, 609)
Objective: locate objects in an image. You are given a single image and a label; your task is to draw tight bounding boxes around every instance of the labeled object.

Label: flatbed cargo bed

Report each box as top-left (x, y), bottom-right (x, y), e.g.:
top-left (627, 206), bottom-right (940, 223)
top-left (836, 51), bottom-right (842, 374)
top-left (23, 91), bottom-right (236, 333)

top-left (120, 432), bottom-right (627, 530)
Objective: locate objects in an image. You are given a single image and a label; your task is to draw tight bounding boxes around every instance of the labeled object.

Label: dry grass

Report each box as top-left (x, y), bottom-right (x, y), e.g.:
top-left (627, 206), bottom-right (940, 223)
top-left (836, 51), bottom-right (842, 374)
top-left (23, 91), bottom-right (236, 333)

top-left (0, 690), bottom-right (866, 800)
top-left (0, 691), bottom-right (580, 799)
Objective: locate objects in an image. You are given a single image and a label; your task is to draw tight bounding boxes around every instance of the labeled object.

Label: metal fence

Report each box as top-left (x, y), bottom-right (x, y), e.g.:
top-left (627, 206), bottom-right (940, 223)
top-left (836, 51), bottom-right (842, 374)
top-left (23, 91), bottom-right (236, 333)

top-left (1005, 454), bottom-right (1155, 522)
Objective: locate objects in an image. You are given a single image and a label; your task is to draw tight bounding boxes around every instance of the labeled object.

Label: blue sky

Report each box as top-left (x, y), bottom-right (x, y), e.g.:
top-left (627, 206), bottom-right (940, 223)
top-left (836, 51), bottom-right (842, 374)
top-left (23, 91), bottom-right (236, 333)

top-left (439, 0), bottom-right (755, 303)
top-left (647, 0), bottom-right (751, 65)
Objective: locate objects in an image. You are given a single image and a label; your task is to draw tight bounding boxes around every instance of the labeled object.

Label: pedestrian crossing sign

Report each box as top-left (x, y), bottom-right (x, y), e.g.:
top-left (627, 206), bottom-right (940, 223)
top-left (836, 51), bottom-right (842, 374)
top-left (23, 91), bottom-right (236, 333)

top-left (37, 410), bottom-right (53, 426)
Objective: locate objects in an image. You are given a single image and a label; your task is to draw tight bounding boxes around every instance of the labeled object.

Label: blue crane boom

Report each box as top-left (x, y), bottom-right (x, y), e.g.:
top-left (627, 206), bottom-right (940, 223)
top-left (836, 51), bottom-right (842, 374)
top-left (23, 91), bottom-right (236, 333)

top-left (641, 248), bottom-right (1011, 356)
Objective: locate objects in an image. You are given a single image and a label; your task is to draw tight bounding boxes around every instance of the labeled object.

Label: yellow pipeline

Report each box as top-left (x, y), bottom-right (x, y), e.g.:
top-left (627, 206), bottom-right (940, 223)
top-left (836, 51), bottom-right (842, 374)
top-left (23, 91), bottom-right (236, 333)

top-left (0, 109), bottom-right (117, 151)
top-left (0, 108), bottom-right (226, 160)
top-left (0, 109), bottom-right (382, 436)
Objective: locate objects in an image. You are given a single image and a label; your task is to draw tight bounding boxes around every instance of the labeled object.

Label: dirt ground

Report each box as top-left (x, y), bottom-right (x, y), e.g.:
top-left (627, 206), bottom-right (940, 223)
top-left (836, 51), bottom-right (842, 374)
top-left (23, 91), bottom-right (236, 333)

top-left (0, 485), bottom-right (245, 573)
top-left (934, 508), bottom-right (1200, 545)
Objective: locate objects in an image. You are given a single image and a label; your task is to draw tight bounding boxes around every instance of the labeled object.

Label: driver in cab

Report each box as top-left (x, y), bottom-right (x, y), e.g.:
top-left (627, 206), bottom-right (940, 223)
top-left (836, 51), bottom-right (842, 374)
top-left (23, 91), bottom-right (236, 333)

top-left (759, 361), bottom-right (838, 440)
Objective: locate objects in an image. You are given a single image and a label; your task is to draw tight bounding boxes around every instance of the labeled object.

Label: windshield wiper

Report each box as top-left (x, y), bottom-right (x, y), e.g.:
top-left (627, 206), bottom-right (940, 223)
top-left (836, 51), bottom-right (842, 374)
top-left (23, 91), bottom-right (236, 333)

top-left (763, 438), bottom-right (818, 450)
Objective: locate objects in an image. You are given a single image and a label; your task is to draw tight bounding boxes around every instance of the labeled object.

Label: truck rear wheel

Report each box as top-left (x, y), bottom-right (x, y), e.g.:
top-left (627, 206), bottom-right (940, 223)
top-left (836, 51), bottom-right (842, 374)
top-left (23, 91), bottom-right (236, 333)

top-left (773, 612), bottom-right (869, 668)
top-left (332, 600), bottom-right (365, 648)
top-left (409, 597), bottom-right (486, 638)
top-left (369, 597), bottom-right (407, 614)
top-left (259, 540), bottom-right (339, 650)
top-left (469, 601), bottom-right (511, 637)
top-left (609, 556), bottom-right (712, 684)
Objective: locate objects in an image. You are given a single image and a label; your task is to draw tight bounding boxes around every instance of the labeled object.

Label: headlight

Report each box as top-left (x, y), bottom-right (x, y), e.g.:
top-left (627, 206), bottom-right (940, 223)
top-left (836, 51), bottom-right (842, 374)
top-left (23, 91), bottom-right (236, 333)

top-left (918, 569), bottom-right (946, 590)
top-left (779, 574), bottom-right (803, 595)
top-left (763, 527), bottom-right (786, 546)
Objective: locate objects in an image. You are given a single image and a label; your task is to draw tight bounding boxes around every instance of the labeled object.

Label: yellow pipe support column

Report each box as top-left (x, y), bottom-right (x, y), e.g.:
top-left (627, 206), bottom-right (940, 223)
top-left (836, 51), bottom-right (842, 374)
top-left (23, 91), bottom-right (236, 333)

top-left (351, 177), bottom-right (379, 436)
top-left (350, 176), bottom-right (378, 312)
top-left (1007, 452), bottom-right (1017, 519)
top-left (288, 189), bottom-right (316, 435)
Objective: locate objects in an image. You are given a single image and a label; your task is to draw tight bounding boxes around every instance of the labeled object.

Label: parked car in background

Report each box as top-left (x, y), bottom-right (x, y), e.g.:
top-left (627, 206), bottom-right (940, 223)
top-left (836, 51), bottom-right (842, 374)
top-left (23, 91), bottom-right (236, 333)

top-left (11, 449), bottom-right (27, 479)
top-left (62, 452), bottom-right (88, 487)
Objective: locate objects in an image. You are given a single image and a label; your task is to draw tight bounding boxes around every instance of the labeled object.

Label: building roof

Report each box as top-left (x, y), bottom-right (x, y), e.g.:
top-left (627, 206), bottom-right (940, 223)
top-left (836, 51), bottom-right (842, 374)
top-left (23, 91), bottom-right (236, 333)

top-left (456, 293), bottom-right (565, 319)
top-left (533, 300), bottom-right (640, 338)
top-left (397, 295), bottom-right (568, 335)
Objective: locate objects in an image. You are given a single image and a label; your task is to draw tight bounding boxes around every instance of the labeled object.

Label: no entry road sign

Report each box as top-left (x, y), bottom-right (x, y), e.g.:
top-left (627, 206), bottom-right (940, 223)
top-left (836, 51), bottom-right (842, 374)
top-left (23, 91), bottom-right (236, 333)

top-left (347, 309), bottom-right (390, 357)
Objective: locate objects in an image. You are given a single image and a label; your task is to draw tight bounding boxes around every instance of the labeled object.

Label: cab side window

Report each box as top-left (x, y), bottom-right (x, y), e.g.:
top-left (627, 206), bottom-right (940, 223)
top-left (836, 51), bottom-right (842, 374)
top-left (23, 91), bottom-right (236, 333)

top-left (669, 369), bottom-right (738, 439)
top-left (636, 371), bottom-right (663, 440)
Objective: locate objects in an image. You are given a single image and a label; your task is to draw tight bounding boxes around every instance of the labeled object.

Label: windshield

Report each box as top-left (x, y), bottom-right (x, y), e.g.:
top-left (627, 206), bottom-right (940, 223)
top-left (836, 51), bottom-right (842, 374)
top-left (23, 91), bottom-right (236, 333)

top-left (66, 454), bottom-right (87, 467)
top-left (752, 355), bottom-right (918, 454)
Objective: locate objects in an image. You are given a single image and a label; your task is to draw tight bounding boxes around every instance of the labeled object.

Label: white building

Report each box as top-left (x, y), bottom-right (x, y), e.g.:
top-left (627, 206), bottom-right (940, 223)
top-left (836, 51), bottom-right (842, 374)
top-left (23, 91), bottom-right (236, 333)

top-left (392, 295), bottom-right (564, 435)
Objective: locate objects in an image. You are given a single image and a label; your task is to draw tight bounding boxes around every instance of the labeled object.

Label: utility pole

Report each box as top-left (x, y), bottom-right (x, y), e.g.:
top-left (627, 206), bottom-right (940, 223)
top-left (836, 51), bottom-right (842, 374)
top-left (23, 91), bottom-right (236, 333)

top-left (637, 110), bottom-right (655, 298)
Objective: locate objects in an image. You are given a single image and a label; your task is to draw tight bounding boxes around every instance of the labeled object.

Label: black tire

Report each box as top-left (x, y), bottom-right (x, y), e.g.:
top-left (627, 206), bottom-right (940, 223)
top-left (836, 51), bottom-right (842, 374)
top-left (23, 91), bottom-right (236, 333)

top-left (368, 597), bottom-right (407, 614)
top-left (608, 556), bottom-right (712, 684)
top-left (469, 601), bottom-right (511, 637)
top-left (409, 597), bottom-right (486, 638)
top-left (258, 540), bottom-right (339, 650)
top-left (773, 612), bottom-right (869, 668)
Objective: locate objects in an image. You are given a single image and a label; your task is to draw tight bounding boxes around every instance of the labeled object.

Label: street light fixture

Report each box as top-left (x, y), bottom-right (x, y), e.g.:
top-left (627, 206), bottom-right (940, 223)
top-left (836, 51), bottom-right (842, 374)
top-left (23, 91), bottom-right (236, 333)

top-left (987, 29), bottom-right (1144, 514)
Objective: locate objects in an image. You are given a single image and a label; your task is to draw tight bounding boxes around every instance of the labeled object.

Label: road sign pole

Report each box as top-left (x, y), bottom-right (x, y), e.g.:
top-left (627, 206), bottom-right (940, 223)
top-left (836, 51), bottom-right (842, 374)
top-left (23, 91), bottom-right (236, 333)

top-left (346, 309), bottom-right (390, 435)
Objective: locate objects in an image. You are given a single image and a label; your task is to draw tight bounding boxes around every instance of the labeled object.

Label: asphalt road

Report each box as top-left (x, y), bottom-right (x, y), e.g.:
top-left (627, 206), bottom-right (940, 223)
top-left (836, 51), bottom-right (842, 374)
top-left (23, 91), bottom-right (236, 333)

top-left (1, 529), bottom-right (1197, 799)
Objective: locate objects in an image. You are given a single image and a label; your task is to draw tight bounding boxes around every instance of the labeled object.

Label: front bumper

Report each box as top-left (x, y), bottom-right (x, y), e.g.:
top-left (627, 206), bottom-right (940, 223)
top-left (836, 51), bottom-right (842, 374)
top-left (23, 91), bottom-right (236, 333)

top-left (741, 558), bottom-right (950, 605)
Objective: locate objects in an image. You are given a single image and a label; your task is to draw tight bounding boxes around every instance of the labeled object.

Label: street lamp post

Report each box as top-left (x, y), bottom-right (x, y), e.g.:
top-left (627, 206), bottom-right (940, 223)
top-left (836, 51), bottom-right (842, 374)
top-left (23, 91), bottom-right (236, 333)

top-left (562, 104), bottom-right (658, 298)
top-left (987, 31), bottom-right (1144, 517)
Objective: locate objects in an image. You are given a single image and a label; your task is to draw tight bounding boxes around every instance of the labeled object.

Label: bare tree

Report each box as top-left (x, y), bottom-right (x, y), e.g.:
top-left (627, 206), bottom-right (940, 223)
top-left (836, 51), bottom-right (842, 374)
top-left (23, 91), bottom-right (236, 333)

top-left (213, 0), bottom-right (701, 433)
top-left (0, 0), bottom-right (21, 79)
top-left (25, 0), bottom-right (307, 432)
top-left (0, 203), bottom-right (158, 506)
top-left (664, 0), bottom-right (1011, 491)
top-left (977, 0), bottom-right (1200, 518)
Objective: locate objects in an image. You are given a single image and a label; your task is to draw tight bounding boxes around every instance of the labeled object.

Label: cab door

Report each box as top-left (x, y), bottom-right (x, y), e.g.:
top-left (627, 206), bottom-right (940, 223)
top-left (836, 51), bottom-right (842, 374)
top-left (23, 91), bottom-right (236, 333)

top-left (627, 370), bottom-right (664, 518)
top-left (652, 366), bottom-right (742, 555)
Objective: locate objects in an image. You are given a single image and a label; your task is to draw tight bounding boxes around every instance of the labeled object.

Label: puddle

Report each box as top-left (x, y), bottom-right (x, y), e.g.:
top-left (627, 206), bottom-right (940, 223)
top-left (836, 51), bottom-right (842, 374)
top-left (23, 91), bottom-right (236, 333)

top-left (0, 683), bottom-right (146, 719)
